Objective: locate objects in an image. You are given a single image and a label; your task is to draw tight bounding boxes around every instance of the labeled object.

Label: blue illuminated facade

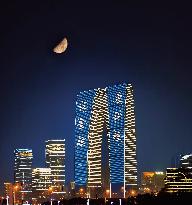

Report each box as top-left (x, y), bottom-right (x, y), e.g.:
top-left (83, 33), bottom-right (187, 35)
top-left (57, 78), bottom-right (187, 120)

top-left (75, 83), bottom-right (137, 189)
top-left (75, 90), bottom-right (96, 185)
top-left (107, 84), bottom-right (127, 183)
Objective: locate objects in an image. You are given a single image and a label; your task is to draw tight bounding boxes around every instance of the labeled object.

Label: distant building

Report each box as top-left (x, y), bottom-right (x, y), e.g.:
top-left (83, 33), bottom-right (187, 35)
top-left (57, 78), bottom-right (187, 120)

top-left (70, 181), bottom-right (75, 190)
top-left (45, 139), bottom-right (65, 197)
top-left (171, 153), bottom-right (182, 168)
top-left (180, 154), bottom-right (192, 169)
top-left (14, 148), bottom-right (33, 203)
top-left (68, 181), bottom-right (76, 198)
top-left (32, 168), bottom-right (52, 202)
top-left (141, 172), bottom-right (165, 193)
top-left (4, 182), bottom-right (13, 205)
top-left (164, 168), bottom-right (192, 192)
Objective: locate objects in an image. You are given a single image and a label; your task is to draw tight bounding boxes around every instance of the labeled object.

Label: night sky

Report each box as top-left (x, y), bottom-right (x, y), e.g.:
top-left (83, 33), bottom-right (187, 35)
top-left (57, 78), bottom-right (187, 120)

top-left (1, 2), bottom-right (192, 194)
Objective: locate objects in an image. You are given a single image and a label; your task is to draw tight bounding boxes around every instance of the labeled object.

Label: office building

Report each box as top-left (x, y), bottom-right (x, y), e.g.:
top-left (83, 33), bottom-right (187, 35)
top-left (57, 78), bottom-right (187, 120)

top-left (45, 139), bottom-right (65, 195)
top-left (14, 149), bottom-right (33, 202)
top-left (74, 83), bottom-right (137, 197)
top-left (32, 168), bottom-right (52, 202)
top-left (164, 168), bottom-right (192, 192)
top-left (141, 172), bottom-right (165, 193)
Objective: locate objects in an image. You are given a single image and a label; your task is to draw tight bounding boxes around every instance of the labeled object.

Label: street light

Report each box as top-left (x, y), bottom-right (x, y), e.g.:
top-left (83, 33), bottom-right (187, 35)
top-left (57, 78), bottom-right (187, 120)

top-left (49, 187), bottom-right (53, 192)
top-left (130, 190), bottom-right (136, 196)
top-left (13, 185), bottom-right (18, 205)
top-left (48, 187), bottom-right (53, 205)
top-left (80, 188), bottom-right (84, 195)
top-left (106, 189), bottom-right (110, 198)
top-left (6, 196), bottom-right (9, 205)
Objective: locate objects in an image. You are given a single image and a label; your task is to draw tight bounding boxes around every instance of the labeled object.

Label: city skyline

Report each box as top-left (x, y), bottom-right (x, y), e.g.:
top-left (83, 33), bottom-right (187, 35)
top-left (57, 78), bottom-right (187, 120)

top-left (1, 78), bottom-right (192, 195)
top-left (1, 2), bottom-right (192, 197)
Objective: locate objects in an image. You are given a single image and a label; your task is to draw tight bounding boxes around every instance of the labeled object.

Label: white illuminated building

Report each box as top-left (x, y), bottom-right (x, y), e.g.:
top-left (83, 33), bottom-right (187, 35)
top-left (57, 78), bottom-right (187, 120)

top-left (14, 149), bottom-right (33, 202)
top-left (14, 149), bottom-right (33, 192)
top-left (45, 139), bottom-right (65, 194)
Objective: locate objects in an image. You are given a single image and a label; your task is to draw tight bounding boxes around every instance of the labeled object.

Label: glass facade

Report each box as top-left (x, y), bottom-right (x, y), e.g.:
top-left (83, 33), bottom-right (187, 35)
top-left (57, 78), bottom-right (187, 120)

top-left (75, 83), bottom-right (137, 188)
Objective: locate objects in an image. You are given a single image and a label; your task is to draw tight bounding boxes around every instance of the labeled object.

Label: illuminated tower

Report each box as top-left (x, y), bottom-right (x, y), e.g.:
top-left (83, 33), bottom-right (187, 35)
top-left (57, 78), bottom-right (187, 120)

top-left (14, 149), bottom-right (33, 202)
top-left (45, 140), bottom-right (65, 194)
top-left (74, 83), bottom-right (137, 197)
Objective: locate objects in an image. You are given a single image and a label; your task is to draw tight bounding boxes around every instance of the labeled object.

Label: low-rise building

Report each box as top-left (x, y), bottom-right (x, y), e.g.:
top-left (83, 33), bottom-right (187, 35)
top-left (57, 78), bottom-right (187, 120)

top-left (32, 168), bottom-right (52, 203)
top-left (164, 168), bottom-right (192, 192)
top-left (141, 171), bottom-right (165, 193)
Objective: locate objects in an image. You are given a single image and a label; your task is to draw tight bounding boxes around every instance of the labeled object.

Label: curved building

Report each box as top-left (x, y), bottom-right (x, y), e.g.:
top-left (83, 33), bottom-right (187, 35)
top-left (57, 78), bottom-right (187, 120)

top-left (74, 83), bottom-right (137, 197)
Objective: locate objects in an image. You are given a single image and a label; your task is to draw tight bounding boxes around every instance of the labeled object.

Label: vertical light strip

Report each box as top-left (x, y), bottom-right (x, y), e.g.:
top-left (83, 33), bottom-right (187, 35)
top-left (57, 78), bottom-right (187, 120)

top-left (124, 130), bottom-right (125, 198)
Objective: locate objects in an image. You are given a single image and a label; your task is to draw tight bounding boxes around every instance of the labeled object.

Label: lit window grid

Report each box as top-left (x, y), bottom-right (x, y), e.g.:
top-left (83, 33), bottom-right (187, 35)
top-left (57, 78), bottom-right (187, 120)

top-left (45, 140), bottom-right (65, 189)
top-left (75, 83), bottom-right (137, 187)
top-left (14, 149), bottom-right (33, 191)
top-left (75, 90), bottom-right (97, 185)
top-left (165, 168), bottom-right (192, 192)
top-left (32, 168), bottom-right (52, 191)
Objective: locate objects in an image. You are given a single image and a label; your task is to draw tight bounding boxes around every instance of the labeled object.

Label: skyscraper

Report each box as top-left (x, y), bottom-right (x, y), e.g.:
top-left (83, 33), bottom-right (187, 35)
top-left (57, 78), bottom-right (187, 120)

top-left (45, 140), bottom-right (65, 195)
top-left (14, 149), bottom-right (33, 202)
top-left (74, 83), bottom-right (137, 197)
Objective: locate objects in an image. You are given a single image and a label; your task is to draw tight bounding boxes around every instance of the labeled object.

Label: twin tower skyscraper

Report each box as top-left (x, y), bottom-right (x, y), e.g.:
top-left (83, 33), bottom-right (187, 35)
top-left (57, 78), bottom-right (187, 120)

top-left (75, 83), bottom-right (137, 196)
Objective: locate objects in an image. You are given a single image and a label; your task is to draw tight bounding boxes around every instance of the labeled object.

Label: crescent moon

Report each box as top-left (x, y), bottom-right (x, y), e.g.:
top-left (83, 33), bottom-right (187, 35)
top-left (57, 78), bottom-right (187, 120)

top-left (53, 37), bottom-right (68, 54)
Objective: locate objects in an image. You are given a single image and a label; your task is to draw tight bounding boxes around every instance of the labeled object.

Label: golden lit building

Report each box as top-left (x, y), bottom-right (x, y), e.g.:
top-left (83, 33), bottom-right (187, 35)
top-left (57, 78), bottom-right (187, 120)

top-left (32, 168), bottom-right (52, 202)
top-left (141, 171), bottom-right (165, 193)
top-left (164, 168), bottom-right (192, 192)
top-left (45, 139), bottom-right (65, 196)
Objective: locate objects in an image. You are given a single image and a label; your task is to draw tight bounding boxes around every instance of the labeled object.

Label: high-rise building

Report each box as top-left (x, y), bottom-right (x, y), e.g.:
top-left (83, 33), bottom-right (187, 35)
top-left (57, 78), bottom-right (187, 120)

top-left (32, 168), bottom-right (52, 202)
top-left (164, 168), bottom-right (192, 192)
top-left (74, 83), bottom-right (137, 197)
top-left (141, 172), bottom-right (165, 193)
top-left (14, 149), bottom-right (33, 202)
top-left (45, 140), bottom-right (65, 195)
